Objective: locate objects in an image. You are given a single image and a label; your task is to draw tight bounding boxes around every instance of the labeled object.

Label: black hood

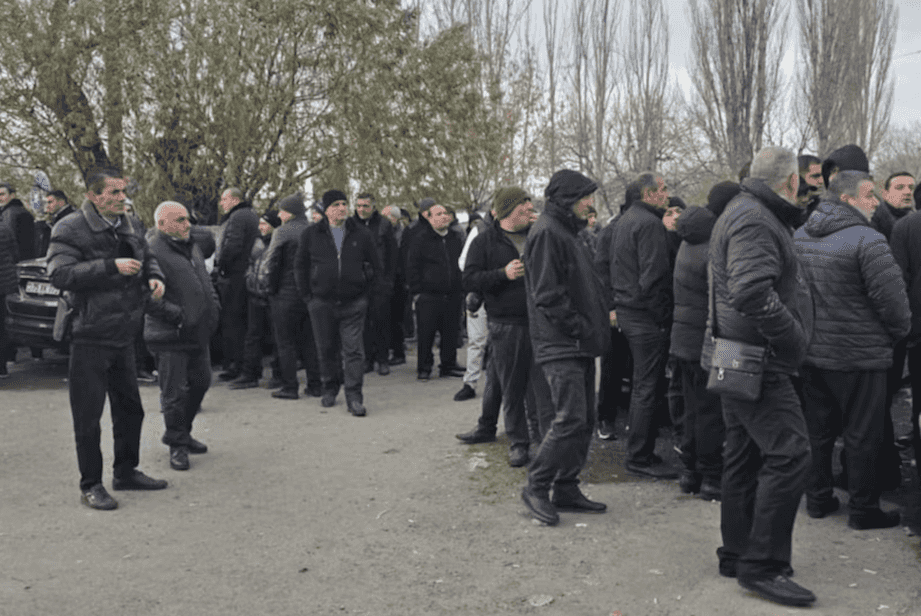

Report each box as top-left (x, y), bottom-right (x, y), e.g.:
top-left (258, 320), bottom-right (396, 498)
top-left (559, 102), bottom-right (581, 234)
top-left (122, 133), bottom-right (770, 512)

top-left (544, 169), bottom-right (597, 232)
top-left (739, 178), bottom-right (805, 230)
top-left (803, 196), bottom-right (869, 239)
top-left (675, 206), bottom-right (716, 245)
top-left (822, 144), bottom-right (869, 187)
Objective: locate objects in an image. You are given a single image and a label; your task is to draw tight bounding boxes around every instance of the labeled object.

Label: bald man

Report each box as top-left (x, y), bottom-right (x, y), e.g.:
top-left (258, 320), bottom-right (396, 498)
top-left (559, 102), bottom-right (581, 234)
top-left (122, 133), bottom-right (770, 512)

top-left (145, 201), bottom-right (220, 471)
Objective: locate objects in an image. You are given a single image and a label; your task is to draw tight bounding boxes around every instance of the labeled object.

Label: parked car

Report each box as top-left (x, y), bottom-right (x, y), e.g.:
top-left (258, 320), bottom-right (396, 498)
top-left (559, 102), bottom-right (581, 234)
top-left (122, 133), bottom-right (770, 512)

top-left (4, 257), bottom-right (67, 350)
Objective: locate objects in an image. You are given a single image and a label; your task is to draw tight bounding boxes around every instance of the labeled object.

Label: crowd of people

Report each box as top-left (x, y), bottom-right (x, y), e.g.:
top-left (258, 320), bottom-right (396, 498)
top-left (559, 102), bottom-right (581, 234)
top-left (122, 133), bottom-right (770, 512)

top-left (1, 143), bottom-right (920, 608)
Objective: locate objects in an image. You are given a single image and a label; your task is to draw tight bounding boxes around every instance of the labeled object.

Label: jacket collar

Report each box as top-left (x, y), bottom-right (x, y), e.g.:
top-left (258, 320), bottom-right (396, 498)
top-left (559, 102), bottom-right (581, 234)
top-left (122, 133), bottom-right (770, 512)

top-left (52, 204), bottom-right (75, 225)
top-left (222, 200), bottom-right (252, 221)
top-left (80, 200), bottom-right (139, 236)
top-left (545, 199), bottom-right (586, 235)
top-left (740, 178), bottom-right (804, 230)
top-left (630, 200), bottom-right (666, 219)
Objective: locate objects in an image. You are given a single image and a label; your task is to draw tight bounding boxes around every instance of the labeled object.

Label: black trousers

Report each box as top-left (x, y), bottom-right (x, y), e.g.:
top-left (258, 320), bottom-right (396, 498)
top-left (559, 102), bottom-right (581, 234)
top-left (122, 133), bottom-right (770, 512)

top-left (415, 292), bottom-right (462, 373)
top-left (271, 296), bottom-right (321, 394)
top-left (363, 291), bottom-right (391, 365)
top-left (241, 297), bottom-right (279, 380)
top-left (389, 286), bottom-right (407, 360)
top-left (677, 359), bottom-right (724, 480)
top-left (800, 367), bottom-right (887, 512)
top-left (308, 296), bottom-right (367, 403)
top-left (907, 344), bottom-right (921, 480)
top-left (69, 343), bottom-right (145, 490)
top-left (156, 347), bottom-right (211, 448)
top-left (597, 326), bottom-right (631, 425)
top-left (718, 372), bottom-right (811, 580)
top-left (219, 273), bottom-right (248, 371)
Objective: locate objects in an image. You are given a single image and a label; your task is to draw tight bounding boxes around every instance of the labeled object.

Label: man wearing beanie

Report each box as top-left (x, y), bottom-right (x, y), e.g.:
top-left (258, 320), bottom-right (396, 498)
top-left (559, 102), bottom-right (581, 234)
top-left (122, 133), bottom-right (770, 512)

top-left (607, 172), bottom-right (679, 480)
top-left (295, 189), bottom-right (380, 415)
top-left (456, 188), bottom-right (552, 467)
top-left (520, 169), bottom-right (609, 526)
top-left (407, 198), bottom-right (465, 380)
top-left (258, 193), bottom-right (322, 399)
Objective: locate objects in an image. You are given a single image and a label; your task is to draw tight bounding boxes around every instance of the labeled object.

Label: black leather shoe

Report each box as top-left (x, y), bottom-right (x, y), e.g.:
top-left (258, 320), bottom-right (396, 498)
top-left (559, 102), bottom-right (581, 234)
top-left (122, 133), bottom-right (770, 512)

top-left (264, 377), bottom-right (284, 390)
top-left (699, 477), bottom-right (721, 501)
top-left (737, 574), bottom-right (816, 607)
top-left (521, 487), bottom-right (559, 526)
top-left (348, 401), bottom-right (367, 417)
top-left (806, 496), bottom-right (840, 519)
top-left (626, 460), bottom-right (679, 479)
top-left (508, 445), bottom-right (529, 468)
top-left (679, 470), bottom-right (701, 494)
top-left (453, 384), bottom-right (476, 401)
top-left (364, 360), bottom-right (375, 373)
top-left (170, 446), bottom-right (190, 471)
top-left (272, 389), bottom-right (299, 400)
top-left (439, 367), bottom-right (465, 378)
top-left (377, 363), bottom-right (390, 376)
top-left (81, 484), bottom-right (118, 510)
top-left (417, 370), bottom-right (431, 381)
top-left (321, 392), bottom-right (337, 407)
top-left (187, 438), bottom-right (208, 455)
top-left (455, 428), bottom-right (497, 444)
top-left (552, 490), bottom-right (607, 513)
top-left (112, 470), bottom-right (168, 491)
top-left (848, 508), bottom-right (900, 530)
top-left (304, 384), bottom-right (322, 397)
top-left (228, 377), bottom-right (259, 390)
top-left (218, 369), bottom-right (240, 382)
top-left (389, 356), bottom-right (406, 366)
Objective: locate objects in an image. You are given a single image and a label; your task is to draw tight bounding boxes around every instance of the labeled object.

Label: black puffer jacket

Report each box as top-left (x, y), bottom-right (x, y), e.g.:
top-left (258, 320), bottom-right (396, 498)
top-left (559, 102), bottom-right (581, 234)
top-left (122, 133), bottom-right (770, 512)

top-left (0, 198), bottom-right (35, 261)
top-left (144, 231), bottom-right (220, 351)
top-left (407, 217), bottom-right (463, 296)
top-left (869, 200), bottom-right (912, 242)
top-left (295, 216), bottom-right (381, 302)
top-left (47, 201), bottom-right (164, 348)
top-left (892, 210), bottom-right (921, 345)
top-left (670, 207), bottom-right (717, 362)
top-left (217, 201), bottom-right (260, 276)
top-left (702, 179), bottom-right (814, 375)
top-left (258, 215), bottom-right (309, 301)
top-left (794, 198), bottom-right (909, 370)
top-left (608, 200), bottom-right (673, 325)
top-left (524, 170), bottom-right (609, 363)
top-left (463, 218), bottom-right (529, 325)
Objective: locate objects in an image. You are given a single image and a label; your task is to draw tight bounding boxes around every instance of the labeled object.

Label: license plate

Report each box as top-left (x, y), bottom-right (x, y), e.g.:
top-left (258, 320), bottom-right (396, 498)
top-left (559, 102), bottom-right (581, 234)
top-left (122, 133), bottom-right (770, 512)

top-left (25, 281), bottom-right (60, 296)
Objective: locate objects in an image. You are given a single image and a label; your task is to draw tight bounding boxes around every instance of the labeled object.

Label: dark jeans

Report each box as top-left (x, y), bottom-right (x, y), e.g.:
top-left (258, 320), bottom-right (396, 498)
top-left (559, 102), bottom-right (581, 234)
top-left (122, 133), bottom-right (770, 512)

top-left (618, 308), bottom-right (670, 464)
top-left (308, 296), bottom-right (368, 403)
top-left (156, 347), bottom-right (211, 448)
top-left (69, 343), bottom-right (145, 490)
top-left (479, 322), bottom-right (548, 448)
top-left (908, 344), bottom-right (921, 481)
top-left (527, 358), bottom-right (596, 497)
top-left (597, 326), bottom-right (631, 425)
top-left (219, 272), bottom-right (248, 371)
top-left (389, 286), bottom-right (407, 360)
top-left (718, 372), bottom-right (811, 580)
top-left (415, 292), bottom-right (462, 373)
top-left (271, 296), bottom-right (321, 393)
top-left (363, 291), bottom-right (392, 364)
top-left (801, 367), bottom-right (887, 512)
top-left (677, 358), bottom-right (724, 480)
top-left (241, 297), bottom-right (280, 380)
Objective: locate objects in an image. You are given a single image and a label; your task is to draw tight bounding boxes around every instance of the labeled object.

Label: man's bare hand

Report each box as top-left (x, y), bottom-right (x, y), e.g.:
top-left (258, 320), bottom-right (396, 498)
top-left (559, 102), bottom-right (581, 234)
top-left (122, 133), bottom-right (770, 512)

top-left (149, 279), bottom-right (165, 300)
top-left (505, 259), bottom-right (525, 280)
top-left (115, 258), bottom-right (142, 276)
top-left (609, 310), bottom-right (618, 327)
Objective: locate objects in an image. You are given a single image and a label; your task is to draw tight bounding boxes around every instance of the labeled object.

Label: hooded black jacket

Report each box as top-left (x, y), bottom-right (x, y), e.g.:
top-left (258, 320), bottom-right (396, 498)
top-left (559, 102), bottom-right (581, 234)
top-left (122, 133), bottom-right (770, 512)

top-left (701, 179), bottom-right (814, 375)
top-left (524, 170), bottom-right (609, 363)
top-left (670, 206), bottom-right (717, 362)
top-left (608, 200), bottom-right (673, 325)
top-left (794, 197), bottom-right (909, 370)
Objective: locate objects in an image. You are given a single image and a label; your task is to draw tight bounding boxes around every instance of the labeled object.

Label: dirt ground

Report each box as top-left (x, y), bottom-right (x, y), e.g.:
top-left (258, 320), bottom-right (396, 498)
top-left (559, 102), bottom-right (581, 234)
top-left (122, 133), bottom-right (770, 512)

top-left (2, 347), bottom-right (920, 616)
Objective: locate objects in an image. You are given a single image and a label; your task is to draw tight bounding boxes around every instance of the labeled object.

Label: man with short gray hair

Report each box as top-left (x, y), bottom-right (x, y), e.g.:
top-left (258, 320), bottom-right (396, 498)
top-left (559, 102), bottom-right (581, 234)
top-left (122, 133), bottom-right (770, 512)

top-left (704, 146), bottom-right (816, 607)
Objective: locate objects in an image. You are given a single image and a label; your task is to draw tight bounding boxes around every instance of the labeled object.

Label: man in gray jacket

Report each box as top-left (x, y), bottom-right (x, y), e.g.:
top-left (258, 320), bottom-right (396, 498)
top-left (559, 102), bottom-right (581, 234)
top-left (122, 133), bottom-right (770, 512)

top-left (794, 171), bottom-right (910, 529)
top-left (145, 202), bottom-right (220, 472)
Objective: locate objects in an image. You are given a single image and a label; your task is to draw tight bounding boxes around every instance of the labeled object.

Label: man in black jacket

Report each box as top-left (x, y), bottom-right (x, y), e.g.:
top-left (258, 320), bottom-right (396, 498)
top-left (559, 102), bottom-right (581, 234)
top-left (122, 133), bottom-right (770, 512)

top-left (456, 188), bottom-right (551, 467)
top-left (215, 187), bottom-right (260, 381)
top-left (608, 172), bottom-right (677, 479)
top-left (705, 146), bottom-right (815, 607)
top-left (353, 192), bottom-right (397, 376)
top-left (35, 190), bottom-right (75, 257)
top-left (259, 193), bottom-right (320, 400)
top-left (520, 169), bottom-right (609, 526)
top-left (407, 199), bottom-right (465, 381)
top-left (0, 182), bottom-right (35, 262)
top-left (871, 172), bottom-right (915, 242)
top-left (145, 202), bottom-right (220, 471)
top-left (48, 168), bottom-right (169, 510)
top-left (296, 190), bottom-right (381, 416)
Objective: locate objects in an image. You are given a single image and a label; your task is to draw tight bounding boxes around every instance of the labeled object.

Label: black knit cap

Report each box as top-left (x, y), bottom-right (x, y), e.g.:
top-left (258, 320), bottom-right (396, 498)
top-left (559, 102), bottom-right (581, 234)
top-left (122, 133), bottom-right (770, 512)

top-left (261, 209), bottom-right (282, 228)
top-left (322, 190), bottom-right (347, 208)
top-left (706, 181), bottom-right (742, 218)
top-left (277, 193), bottom-right (305, 216)
top-left (822, 144), bottom-right (869, 188)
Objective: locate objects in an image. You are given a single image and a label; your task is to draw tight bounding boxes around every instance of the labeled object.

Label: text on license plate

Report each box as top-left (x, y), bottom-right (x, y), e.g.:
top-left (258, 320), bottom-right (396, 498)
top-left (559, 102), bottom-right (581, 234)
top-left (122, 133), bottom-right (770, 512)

top-left (26, 281), bottom-right (60, 296)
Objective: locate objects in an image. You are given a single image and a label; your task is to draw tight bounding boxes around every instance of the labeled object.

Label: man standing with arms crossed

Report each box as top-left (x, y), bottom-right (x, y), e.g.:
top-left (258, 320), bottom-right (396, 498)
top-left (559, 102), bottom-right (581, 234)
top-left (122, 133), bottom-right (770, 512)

top-left (48, 168), bottom-right (168, 510)
top-left (520, 169), bottom-right (609, 526)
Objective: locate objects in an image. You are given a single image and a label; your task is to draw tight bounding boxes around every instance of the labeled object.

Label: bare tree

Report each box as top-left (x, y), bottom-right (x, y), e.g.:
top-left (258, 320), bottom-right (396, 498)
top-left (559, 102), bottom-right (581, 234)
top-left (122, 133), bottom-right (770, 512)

top-left (797, 0), bottom-right (896, 159)
top-left (687, 0), bottom-right (787, 174)
top-left (543, 0), bottom-right (561, 174)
